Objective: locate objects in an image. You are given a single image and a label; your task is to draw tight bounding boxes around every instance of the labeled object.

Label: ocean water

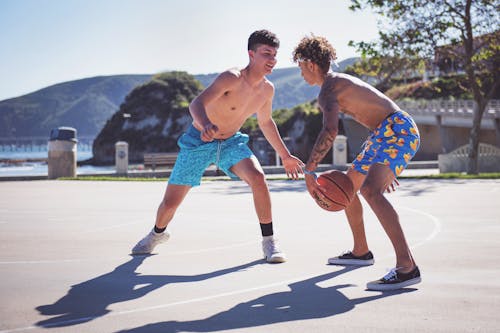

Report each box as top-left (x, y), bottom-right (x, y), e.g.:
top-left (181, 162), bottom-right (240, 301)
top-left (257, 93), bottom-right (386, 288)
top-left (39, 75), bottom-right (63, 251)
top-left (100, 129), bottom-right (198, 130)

top-left (0, 150), bottom-right (115, 177)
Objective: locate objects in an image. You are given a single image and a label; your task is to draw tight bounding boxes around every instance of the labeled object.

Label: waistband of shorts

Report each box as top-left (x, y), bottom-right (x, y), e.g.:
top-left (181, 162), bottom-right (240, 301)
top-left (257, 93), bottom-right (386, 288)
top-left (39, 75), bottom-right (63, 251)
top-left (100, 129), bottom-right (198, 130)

top-left (371, 110), bottom-right (404, 133)
top-left (384, 109), bottom-right (413, 122)
top-left (185, 124), bottom-right (244, 141)
top-left (186, 124), bottom-right (201, 136)
top-left (385, 110), bottom-right (402, 119)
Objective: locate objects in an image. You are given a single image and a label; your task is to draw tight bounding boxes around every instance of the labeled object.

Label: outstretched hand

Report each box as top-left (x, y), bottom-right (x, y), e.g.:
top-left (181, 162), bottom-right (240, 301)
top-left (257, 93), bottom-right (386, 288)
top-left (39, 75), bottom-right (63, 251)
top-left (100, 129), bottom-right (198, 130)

top-left (281, 155), bottom-right (304, 180)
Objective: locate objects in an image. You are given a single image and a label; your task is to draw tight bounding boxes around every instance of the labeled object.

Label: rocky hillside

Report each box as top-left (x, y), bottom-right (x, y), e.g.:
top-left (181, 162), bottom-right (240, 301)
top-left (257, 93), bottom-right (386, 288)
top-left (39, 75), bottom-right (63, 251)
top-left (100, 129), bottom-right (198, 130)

top-left (0, 58), bottom-right (357, 140)
top-left (91, 70), bottom-right (326, 165)
top-left (248, 101), bottom-right (325, 164)
top-left (92, 72), bottom-right (202, 164)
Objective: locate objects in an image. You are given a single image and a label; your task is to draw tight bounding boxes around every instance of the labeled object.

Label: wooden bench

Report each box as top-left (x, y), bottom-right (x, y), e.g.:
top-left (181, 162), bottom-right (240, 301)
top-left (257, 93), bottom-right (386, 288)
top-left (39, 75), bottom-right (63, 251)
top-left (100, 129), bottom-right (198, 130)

top-left (143, 152), bottom-right (178, 171)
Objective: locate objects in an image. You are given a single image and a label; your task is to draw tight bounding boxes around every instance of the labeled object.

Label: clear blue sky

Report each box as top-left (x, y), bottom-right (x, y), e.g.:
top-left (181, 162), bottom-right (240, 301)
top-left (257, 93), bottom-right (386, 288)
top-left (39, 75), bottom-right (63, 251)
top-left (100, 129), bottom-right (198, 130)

top-left (0, 0), bottom-right (379, 101)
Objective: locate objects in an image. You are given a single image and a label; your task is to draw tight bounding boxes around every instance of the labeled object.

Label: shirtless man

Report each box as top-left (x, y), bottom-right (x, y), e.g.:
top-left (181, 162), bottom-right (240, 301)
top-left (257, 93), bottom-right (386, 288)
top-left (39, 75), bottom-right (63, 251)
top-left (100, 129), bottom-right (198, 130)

top-left (293, 35), bottom-right (421, 290)
top-left (132, 30), bottom-right (303, 263)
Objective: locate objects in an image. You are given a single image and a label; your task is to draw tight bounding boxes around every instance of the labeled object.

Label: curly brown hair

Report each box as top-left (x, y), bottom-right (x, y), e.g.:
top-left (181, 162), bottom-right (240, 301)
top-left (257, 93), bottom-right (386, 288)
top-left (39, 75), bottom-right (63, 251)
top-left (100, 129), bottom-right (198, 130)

top-left (292, 35), bottom-right (337, 74)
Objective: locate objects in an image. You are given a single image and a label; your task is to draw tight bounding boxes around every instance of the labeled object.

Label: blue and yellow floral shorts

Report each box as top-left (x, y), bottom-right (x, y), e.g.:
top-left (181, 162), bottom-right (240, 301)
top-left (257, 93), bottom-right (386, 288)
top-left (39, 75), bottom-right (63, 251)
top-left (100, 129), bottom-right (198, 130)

top-left (169, 125), bottom-right (254, 187)
top-left (351, 110), bottom-right (420, 177)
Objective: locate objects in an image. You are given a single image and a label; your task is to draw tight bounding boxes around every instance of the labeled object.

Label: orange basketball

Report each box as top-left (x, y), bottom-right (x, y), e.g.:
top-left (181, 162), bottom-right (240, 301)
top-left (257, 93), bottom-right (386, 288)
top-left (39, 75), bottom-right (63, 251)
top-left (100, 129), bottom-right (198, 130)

top-left (314, 170), bottom-right (355, 211)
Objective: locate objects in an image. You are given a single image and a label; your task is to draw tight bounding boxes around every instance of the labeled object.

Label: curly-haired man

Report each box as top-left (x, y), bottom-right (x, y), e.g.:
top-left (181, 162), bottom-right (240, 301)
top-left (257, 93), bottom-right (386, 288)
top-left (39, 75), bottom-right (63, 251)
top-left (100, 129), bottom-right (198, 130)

top-left (293, 35), bottom-right (421, 290)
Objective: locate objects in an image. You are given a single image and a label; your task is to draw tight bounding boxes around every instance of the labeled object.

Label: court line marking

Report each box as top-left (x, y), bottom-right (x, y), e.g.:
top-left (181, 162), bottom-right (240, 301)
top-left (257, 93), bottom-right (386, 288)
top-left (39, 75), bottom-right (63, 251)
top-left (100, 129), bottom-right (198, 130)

top-left (0, 241), bottom-right (257, 265)
top-left (0, 215), bottom-right (257, 264)
top-left (81, 221), bottom-right (142, 234)
top-left (372, 206), bottom-right (442, 262)
top-left (401, 206), bottom-right (442, 250)
top-left (0, 206), bottom-right (442, 333)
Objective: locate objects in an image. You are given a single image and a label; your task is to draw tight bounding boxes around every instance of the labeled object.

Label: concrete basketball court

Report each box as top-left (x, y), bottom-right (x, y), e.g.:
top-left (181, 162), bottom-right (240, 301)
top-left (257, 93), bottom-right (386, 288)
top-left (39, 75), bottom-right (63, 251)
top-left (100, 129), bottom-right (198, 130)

top-left (1, 177), bottom-right (499, 332)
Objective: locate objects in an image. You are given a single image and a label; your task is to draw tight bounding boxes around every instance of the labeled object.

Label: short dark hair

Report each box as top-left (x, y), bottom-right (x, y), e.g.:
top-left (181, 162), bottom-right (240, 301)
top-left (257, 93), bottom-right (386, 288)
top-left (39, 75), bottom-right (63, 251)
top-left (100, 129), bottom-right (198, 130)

top-left (248, 29), bottom-right (280, 51)
top-left (292, 35), bottom-right (337, 74)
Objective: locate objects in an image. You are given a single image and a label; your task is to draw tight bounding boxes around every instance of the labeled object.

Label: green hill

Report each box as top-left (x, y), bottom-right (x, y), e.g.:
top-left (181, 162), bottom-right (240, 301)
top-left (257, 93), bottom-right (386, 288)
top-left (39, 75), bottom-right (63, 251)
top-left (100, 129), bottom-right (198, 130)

top-left (0, 58), bottom-right (357, 140)
top-left (0, 74), bottom-right (152, 138)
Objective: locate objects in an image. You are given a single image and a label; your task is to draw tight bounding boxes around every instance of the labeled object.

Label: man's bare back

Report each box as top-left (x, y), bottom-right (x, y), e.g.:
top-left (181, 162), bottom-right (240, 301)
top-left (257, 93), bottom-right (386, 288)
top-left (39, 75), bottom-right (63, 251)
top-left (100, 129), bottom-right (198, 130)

top-left (319, 73), bottom-right (400, 130)
top-left (191, 68), bottom-right (273, 140)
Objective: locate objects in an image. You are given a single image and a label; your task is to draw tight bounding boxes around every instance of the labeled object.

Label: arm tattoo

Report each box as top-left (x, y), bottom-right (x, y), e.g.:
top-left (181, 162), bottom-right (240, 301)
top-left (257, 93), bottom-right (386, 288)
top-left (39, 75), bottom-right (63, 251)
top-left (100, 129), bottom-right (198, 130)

top-left (307, 130), bottom-right (335, 169)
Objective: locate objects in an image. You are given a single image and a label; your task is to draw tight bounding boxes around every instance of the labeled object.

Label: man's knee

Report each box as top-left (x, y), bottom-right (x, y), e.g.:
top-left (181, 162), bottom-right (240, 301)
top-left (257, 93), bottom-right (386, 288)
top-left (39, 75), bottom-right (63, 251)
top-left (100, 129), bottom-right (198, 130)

top-left (243, 169), bottom-right (266, 187)
top-left (359, 182), bottom-right (380, 202)
top-left (230, 156), bottom-right (267, 188)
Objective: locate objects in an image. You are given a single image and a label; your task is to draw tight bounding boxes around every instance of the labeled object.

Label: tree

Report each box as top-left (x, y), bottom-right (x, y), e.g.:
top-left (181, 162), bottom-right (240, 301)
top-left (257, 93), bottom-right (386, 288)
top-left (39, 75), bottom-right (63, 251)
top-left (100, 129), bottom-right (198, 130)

top-left (344, 54), bottom-right (426, 91)
top-left (92, 71), bottom-right (202, 164)
top-left (350, 0), bottom-right (500, 174)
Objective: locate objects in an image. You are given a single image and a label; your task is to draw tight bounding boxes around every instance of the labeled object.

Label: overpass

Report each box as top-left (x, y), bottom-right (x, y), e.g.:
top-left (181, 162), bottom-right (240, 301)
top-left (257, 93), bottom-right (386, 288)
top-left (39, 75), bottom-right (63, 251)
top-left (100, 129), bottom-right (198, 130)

top-left (399, 99), bottom-right (500, 129)
top-left (341, 99), bottom-right (500, 161)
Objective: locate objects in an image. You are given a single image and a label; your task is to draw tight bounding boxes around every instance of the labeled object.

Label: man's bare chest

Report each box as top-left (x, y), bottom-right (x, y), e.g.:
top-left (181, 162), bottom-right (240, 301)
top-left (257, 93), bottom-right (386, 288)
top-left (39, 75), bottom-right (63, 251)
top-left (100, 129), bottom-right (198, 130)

top-left (215, 91), bottom-right (264, 113)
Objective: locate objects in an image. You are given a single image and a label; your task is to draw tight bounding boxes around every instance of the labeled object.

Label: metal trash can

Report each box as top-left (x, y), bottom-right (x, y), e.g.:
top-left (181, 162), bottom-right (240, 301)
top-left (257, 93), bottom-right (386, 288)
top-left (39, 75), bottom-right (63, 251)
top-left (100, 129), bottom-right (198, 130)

top-left (115, 141), bottom-right (129, 175)
top-left (333, 135), bottom-right (347, 167)
top-left (48, 127), bottom-right (77, 179)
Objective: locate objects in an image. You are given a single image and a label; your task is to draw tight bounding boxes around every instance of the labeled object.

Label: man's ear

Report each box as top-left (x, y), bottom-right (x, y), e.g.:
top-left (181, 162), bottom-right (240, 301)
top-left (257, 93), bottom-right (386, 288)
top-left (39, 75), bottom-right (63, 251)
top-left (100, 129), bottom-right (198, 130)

top-left (248, 49), bottom-right (255, 61)
top-left (309, 62), bottom-right (319, 73)
top-left (305, 61), bottom-right (314, 71)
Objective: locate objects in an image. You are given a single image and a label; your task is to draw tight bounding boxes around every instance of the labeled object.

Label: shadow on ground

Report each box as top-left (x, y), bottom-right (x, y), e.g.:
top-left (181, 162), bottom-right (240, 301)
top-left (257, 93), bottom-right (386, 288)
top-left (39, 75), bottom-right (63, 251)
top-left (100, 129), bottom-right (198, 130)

top-left (115, 266), bottom-right (415, 333)
top-left (201, 177), bottom-right (447, 197)
top-left (203, 180), bottom-right (307, 195)
top-left (35, 255), bottom-right (264, 329)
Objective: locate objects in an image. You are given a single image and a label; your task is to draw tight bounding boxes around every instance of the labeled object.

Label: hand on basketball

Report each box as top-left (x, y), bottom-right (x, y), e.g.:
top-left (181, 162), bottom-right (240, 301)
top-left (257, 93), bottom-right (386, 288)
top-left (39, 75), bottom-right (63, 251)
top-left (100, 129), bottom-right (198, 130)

top-left (201, 123), bottom-right (219, 142)
top-left (281, 155), bottom-right (304, 180)
top-left (386, 179), bottom-right (400, 193)
top-left (305, 173), bottom-right (325, 202)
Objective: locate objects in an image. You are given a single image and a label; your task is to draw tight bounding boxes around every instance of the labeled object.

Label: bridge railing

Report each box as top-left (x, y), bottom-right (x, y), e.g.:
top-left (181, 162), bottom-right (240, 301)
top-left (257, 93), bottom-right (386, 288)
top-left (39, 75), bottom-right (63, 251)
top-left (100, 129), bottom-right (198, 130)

top-left (0, 135), bottom-right (95, 144)
top-left (397, 99), bottom-right (500, 119)
top-left (0, 136), bottom-right (94, 153)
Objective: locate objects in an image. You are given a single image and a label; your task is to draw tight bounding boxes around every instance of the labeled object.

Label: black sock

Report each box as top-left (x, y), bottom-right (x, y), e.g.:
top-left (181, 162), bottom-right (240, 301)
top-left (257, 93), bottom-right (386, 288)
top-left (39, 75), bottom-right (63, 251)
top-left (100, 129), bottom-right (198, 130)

top-left (260, 222), bottom-right (274, 237)
top-left (154, 226), bottom-right (166, 234)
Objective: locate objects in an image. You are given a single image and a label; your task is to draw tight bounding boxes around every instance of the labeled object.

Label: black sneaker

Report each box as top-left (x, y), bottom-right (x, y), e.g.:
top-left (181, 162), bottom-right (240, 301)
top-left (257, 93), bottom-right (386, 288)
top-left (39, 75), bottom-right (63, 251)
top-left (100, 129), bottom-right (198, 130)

top-left (328, 251), bottom-right (375, 266)
top-left (367, 266), bottom-right (421, 291)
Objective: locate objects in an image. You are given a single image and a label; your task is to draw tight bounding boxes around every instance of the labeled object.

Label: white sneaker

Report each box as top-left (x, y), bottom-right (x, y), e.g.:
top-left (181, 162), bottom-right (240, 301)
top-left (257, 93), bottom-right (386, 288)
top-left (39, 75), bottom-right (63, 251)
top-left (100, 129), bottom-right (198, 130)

top-left (262, 236), bottom-right (286, 263)
top-left (131, 229), bottom-right (170, 254)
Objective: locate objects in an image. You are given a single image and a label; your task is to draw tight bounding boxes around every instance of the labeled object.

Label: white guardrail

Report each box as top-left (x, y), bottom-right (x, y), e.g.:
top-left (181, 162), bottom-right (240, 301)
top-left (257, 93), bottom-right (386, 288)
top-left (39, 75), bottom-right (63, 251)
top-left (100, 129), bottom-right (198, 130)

top-left (398, 99), bottom-right (500, 119)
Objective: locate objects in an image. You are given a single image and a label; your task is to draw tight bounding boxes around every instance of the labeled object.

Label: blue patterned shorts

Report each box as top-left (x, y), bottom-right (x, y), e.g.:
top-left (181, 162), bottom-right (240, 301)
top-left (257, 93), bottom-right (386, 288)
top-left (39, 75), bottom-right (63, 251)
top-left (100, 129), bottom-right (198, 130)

top-left (169, 125), bottom-right (254, 186)
top-left (351, 110), bottom-right (420, 177)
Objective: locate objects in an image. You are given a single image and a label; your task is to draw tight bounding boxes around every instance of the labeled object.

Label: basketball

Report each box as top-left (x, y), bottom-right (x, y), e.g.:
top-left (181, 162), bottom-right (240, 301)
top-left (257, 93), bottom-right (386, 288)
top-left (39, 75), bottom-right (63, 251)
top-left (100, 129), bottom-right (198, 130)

top-left (314, 170), bottom-right (355, 211)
